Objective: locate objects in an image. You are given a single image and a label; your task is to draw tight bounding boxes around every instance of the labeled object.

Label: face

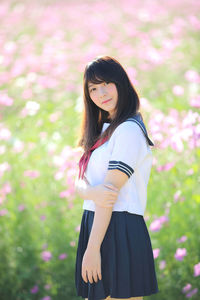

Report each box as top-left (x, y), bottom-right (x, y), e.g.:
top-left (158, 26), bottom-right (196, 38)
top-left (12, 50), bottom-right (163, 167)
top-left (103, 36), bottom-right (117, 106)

top-left (88, 81), bottom-right (118, 120)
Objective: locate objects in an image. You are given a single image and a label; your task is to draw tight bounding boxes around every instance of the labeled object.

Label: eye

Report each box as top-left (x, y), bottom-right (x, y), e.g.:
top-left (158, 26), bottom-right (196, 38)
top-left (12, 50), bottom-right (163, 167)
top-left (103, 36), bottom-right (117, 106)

top-left (89, 82), bottom-right (109, 93)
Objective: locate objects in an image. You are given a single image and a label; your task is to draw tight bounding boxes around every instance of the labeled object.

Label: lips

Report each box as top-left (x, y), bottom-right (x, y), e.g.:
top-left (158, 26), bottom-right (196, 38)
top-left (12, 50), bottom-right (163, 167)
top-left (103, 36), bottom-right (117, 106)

top-left (102, 98), bottom-right (112, 104)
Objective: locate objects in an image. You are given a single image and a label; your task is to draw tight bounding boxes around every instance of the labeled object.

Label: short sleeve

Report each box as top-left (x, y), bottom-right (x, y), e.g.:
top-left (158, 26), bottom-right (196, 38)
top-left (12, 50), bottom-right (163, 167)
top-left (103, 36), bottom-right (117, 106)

top-left (108, 122), bottom-right (148, 178)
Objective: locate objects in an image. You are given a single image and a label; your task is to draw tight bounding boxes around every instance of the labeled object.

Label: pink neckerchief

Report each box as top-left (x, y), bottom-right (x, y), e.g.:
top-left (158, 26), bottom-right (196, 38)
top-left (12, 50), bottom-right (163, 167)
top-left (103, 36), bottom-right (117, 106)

top-left (78, 134), bottom-right (109, 180)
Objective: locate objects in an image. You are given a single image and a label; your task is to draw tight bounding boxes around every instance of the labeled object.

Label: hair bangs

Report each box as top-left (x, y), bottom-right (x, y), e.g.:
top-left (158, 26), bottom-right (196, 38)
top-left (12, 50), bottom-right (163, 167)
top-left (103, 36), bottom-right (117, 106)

top-left (85, 62), bottom-right (116, 92)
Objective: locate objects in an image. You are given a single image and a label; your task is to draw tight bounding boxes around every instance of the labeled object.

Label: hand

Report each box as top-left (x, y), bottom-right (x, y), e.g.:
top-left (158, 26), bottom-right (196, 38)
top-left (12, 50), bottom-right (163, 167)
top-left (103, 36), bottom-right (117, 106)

top-left (89, 183), bottom-right (119, 208)
top-left (82, 247), bottom-right (102, 284)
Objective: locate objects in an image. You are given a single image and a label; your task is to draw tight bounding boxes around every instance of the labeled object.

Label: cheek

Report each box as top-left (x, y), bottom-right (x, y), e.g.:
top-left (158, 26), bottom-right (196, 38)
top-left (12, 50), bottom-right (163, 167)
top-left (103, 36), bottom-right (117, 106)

top-left (90, 96), bottom-right (100, 106)
top-left (90, 94), bottom-right (98, 102)
top-left (109, 85), bottom-right (117, 95)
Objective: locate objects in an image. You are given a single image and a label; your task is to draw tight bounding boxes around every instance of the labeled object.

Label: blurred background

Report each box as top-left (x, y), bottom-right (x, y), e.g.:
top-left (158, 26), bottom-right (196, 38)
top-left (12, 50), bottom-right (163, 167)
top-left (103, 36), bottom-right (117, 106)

top-left (0, 0), bottom-right (200, 299)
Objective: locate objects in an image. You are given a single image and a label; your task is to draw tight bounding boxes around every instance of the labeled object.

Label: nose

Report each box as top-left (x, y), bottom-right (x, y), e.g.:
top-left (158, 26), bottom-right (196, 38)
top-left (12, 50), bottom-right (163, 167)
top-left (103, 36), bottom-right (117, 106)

top-left (99, 86), bottom-right (107, 98)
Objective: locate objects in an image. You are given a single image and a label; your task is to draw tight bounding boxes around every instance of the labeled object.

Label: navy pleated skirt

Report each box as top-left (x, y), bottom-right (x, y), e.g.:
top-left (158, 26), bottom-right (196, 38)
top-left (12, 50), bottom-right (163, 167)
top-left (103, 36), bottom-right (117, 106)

top-left (75, 210), bottom-right (159, 300)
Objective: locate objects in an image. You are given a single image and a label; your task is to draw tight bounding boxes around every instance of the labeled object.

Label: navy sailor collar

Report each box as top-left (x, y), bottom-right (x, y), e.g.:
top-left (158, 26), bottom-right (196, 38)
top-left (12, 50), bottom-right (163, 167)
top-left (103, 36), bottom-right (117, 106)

top-left (125, 113), bottom-right (154, 146)
top-left (103, 113), bottom-right (154, 146)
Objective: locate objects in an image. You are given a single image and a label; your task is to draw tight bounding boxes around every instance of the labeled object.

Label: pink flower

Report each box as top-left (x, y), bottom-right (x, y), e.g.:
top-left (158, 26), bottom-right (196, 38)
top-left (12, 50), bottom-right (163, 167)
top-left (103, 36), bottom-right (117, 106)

top-left (174, 190), bottom-right (181, 202)
top-left (70, 241), bottom-right (76, 247)
top-left (44, 284), bottom-right (51, 290)
top-left (23, 170), bottom-right (40, 178)
top-left (174, 248), bottom-right (187, 261)
top-left (159, 215), bottom-right (168, 224)
top-left (18, 204), bottom-right (26, 211)
top-left (149, 215), bottom-right (168, 232)
top-left (149, 219), bottom-right (162, 232)
top-left (0, 127), bottom-right (11, 141)
top-left (177, 235), bottom-right (187, 243)
top-left (41, 251), bottom-right (52, 262)
top-left (153, 248), bottom-right (160, 259)
top-left (194, 262), bottom-right (200, 277)
top-left (30, 285), bottom-right (39, 294)
top-left (2, 182), bottom-right (12, 194)
top-left (22, 89), bottom-right (33, 99)
top-left (190, 95), bottom-right (200, 108)
top-left (58, 253), bottom-right (68, 260)
top-left (59, 190), bottom-right (71, 198)
top-left (159, 260), bottom-right (166, 270)
top-left (75, 225), bottom-right (80, 232)
top-left (188, 15), bottom-right (200, 30)
top-left (0, 208), bottom-right (8, 216)
top-left (0, 93), bottom-right (14, 106)
top-left (186, 169), bottom-right (194, 175)
top-left (172, 85), bottom-right (184, 96)
top-left (186, 288), bottom-right (198, 298)
top-left (184, 70), bottom-right (200, 83)
top-left (182, 283), bottom-right (192, 293)
top-left (157, 162), bottom-right (175, 172)
top-left (49, 112), bottom-right (62, 122)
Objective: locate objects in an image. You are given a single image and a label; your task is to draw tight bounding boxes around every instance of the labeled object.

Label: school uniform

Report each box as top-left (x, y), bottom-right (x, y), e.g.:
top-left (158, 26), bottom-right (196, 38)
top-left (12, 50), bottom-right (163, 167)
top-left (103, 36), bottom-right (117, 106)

top-left (75, 113), bottom-right (160, 299)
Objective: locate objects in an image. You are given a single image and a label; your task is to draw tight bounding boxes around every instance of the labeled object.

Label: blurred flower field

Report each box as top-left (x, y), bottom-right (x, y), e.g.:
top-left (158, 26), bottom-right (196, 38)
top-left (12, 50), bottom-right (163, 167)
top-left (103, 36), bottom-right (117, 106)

top-left (0, 0), bottom-right (200, 299)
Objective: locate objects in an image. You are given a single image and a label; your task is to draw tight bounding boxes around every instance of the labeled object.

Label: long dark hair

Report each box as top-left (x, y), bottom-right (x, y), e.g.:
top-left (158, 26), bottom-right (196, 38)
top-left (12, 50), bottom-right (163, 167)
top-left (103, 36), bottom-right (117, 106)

top-left (76, 55), bottom-right (143, 153)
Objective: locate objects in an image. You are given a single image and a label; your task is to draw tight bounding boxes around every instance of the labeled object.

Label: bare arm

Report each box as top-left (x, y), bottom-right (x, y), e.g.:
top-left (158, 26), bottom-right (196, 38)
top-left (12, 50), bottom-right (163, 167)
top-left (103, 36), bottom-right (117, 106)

top-left (86, 169), bottom-right (129, 251)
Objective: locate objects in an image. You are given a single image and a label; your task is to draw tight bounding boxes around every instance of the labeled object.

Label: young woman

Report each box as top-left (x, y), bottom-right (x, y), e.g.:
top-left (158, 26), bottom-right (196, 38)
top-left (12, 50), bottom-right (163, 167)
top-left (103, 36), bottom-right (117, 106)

top-left (74, 55), bottom-right (159, 300)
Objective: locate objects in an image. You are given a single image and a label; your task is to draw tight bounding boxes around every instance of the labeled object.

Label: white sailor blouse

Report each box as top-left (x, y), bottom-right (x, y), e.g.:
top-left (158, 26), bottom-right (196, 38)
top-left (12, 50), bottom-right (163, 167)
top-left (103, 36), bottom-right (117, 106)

top-left (82, 114), bottom-right (154, 216)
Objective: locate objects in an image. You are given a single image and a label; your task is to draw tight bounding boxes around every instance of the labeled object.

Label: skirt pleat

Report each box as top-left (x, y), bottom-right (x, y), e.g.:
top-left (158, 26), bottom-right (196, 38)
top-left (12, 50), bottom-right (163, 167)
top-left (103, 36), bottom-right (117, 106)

top-left (75, 210), bottom-right (159, 300)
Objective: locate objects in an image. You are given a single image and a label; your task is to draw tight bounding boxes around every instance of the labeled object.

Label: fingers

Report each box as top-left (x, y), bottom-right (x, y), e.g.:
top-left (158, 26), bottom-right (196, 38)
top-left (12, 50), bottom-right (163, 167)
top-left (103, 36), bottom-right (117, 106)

top-left (104, 183), bottom-right (119, 192)
top-left (82, 268), bottom-right (88, 283)
top-left (92, 271), bottom-right (98, 283)
top-left (87, 271), bottom-right (98, 284)
top-left (106, 201), bottom-right (115, 207)
top-left (87, 271), bottom-right (94, 284)
top-left (98, 199), bottom-right (115, 208)
top-left (98, 271), bottom-right (102, 280)
top-left (97, 202), bottom-right (114, 208)
top-left (104, 184), bottom-right (119, 198)
top-left (82, 270), bottom-right (102, 284)
top-left (102, 204), bottom-right (113, 208)
top-left (82, 273), bottom-right (87, 283)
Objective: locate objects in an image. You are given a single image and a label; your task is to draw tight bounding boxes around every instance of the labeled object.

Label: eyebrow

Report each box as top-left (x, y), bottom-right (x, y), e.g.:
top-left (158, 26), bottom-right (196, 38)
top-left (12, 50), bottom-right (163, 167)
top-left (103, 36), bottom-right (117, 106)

top-left (88, 80), bottom-right (106, 88)
top-left (88, 83), bottom-right (95, 88)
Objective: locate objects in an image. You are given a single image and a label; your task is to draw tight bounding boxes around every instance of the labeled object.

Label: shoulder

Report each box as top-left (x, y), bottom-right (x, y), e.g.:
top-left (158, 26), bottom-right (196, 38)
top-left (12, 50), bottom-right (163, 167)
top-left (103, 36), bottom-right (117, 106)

top-left (110, 120), bottom-right (148, 149)
top-left (113, 120), bottom-right (145, 138)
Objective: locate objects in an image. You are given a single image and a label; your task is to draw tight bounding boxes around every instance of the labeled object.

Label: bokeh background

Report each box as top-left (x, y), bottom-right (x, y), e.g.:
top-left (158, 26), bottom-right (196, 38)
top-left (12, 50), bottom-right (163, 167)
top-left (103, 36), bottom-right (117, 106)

top-left (0, 0), bottom-right (200, 299)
